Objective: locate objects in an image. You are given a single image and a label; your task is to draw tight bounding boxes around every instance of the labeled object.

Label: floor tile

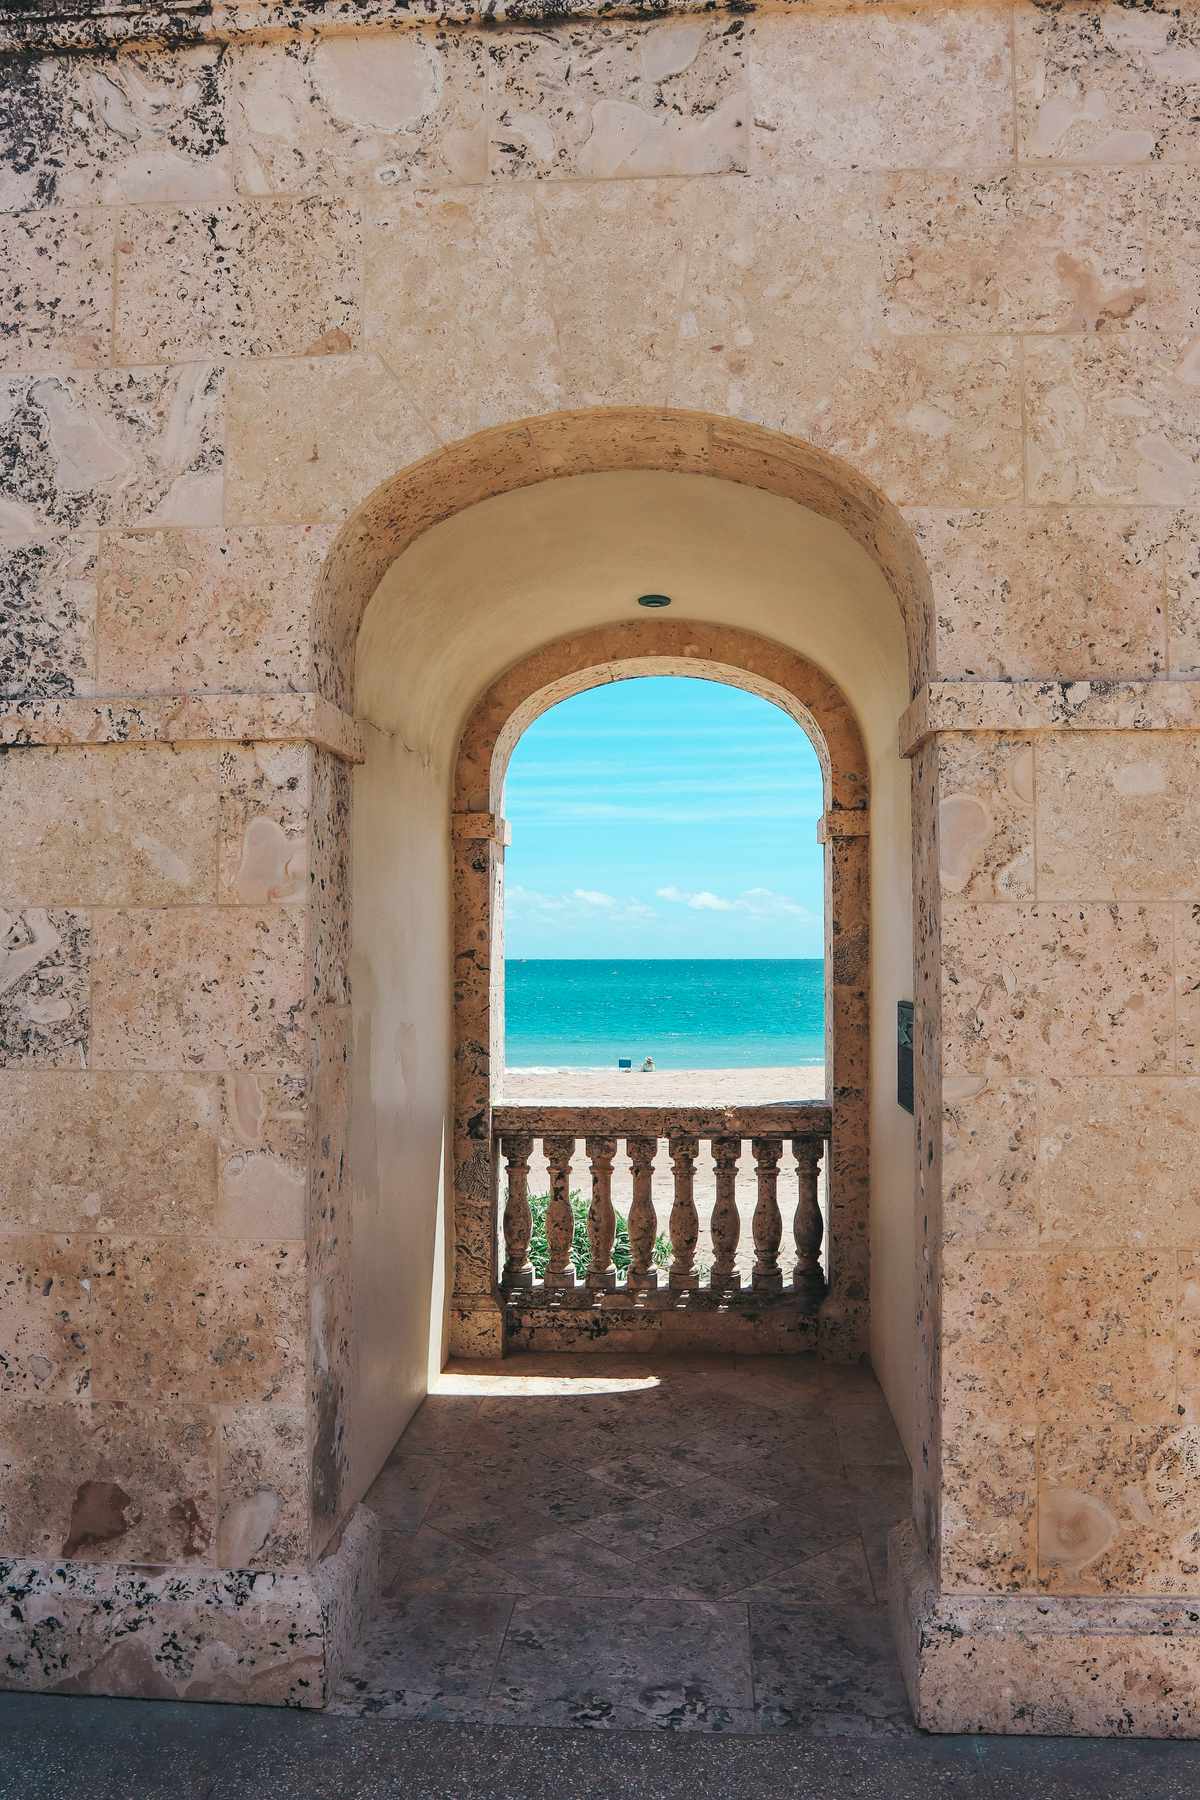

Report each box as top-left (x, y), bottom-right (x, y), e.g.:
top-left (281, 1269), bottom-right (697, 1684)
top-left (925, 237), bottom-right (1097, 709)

top-left (662, 1509), bottom-right (862, 1599)
top-left (487, 1525), bottom-right (692, 1599)
top-left (576, 1475), bottom-right (776, 1555)
top-left (364, 1453), bottom-right (442, 1534)
top-left (749, 1602), bottom-right (915, 1736)
top-left (331, 1592), bottom-right (515, 1719)
top-left (835, 1409), bottom-right (909, 1468)
top-left (382, 1524), bottom-right (531, 1598)
top-left (392, 1395), bottom-right (484, 1457)
top-left (736, 1536), bottom-right (875, 1605)
top-left (492, 1597), bottom-right (754, 1730)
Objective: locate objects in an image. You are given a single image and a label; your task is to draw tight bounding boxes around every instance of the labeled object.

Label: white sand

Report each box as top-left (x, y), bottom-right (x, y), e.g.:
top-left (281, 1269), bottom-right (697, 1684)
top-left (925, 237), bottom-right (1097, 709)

top-left (501, 1065), bottom-right (825, 1106)
top-left (499, 1067), bottom-right (827, 1281)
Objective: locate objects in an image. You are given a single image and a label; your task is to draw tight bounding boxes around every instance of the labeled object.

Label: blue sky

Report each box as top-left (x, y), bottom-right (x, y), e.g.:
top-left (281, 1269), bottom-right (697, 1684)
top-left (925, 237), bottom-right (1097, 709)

top-left (502, 676), bottom-right (824, 959)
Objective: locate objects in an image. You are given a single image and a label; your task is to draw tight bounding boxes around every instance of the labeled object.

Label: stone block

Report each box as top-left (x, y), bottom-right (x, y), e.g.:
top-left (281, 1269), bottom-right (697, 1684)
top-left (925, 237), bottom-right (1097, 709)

top-left (218, 1070), bottom-right (308, 1240)
top-left (941, 1414), bottom-right (1038, 1593)
top-left (911, 508), bottom-right (1169, 681)
top-left (217, 743), bottom-right (310, 908)
top-left (1026, 336), bottom-right (1200, 506)
top-left (364, 187), bottom-right (559, 443)
top-left (90, 906), bottom-right (307, 1072)
top-left (0, 1400), bottom-right (216, 1563)
top-left (310, 749), bottom-right (351, 1006)
top-left (0, 745), bottom-right (218, 907)
top-left (891, 1520), bottom-right (1200, 1735)
top-left (751, 9), bottom-right (1011, 171)
top-left (1040, 1250), bottom-right (1176, 1426)
top-left (1172, 904), bottom-right (1200, 1072)
top-left (671, 173), bottom-right (882, 426)
top-left (1037, 734), bottom-right (1200, 901)
top-left (0, 48), bottom-right (233, 214)
top-left (97, 524), bottom-right (332, 694)
top-left (880, 170), bottom-right (1146, 336)
top-left (1166, 513), bottom-right (1200, 676)
top-left (937, 736), bottom-right (1033, 901)
top-left (226, 355), bottom-right (436, 526)
top-left (490, 20), bottom-right (747, 180)
top-left (942, 1076), bottom-right (1039, 1248)
top-left (0, 1504), bottom-right (379, 1705)
top-left (217, 1401), bottom-right (310, 1568)
top-left (1038, 1420), bottom-right (1198, 1596)
top-left (114, 199), bottom-right (360, 364)
top-left (228, 30), bottom-right (492, 195)
top-left (0, 366), bottom-right (223, 532)
top-left (97, 1238), bottom-right (306, 1406)
top-left (0, 1234), bottom-right (306, 1408)
top-left (941, 903), bottom-right (1174, 1079)
top-left (941, 1248), bottom-right (1039, 1437)
top-left (1147, 168), bottom-right (1200, 338)
top-left (0, 532), bottom-right (97, 698)
top-left (0, 907), bottom-right (89, 1067)
top-left (1015, 2), bottom-right (1200, 166)
top-left (0, 210), bottom-right (114, 371)
top-left (0, 1070), bottom-right (219, 1234)
top-left (1038, 1077), bottom-right (1200, 1249)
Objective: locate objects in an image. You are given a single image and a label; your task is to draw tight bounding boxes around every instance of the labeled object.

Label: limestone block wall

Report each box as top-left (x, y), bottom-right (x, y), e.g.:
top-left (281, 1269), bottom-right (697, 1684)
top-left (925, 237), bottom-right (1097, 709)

top-left (0, 0), bottom-right (1198, 1725)
top-left (0, 734), bottom-right (355, 1564)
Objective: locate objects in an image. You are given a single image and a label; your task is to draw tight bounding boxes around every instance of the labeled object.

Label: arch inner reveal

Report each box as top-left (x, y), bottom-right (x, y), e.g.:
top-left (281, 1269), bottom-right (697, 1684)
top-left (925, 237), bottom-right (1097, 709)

top-left (345, 466), bottom-right (916, 1503)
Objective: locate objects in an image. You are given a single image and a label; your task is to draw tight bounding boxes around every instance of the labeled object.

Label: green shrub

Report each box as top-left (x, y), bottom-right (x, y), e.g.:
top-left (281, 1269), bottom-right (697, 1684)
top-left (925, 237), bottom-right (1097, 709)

top-left (526, 1190), bottom-right (671, 1279)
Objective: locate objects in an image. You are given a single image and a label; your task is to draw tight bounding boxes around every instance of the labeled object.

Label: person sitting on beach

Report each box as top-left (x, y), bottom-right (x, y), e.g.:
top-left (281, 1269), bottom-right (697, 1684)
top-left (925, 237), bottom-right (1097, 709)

top-left (641, 1056), bottom-right (655, 1072)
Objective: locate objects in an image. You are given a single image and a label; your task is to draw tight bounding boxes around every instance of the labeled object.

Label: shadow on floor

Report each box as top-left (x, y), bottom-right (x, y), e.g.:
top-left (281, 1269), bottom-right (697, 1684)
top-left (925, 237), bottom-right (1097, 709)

top-left (332, 1353), bottom-right (914, 1734)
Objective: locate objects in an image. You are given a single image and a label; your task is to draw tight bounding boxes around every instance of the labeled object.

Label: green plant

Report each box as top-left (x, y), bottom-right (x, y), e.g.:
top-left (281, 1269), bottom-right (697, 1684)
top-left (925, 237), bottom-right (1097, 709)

top-left (525, 1190), bottom-right (671, 1279)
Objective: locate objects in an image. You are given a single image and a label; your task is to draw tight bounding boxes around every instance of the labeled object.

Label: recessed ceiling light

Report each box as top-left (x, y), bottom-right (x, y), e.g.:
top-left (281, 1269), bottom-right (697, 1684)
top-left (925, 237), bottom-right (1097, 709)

top-left (637, 593), bottom-right (672, 608)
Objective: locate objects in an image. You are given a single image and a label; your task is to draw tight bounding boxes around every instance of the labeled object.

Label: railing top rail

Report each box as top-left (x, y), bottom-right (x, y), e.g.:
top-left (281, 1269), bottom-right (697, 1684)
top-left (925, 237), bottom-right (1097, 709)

top-left (491, 1101), bottom-right (832, 1139)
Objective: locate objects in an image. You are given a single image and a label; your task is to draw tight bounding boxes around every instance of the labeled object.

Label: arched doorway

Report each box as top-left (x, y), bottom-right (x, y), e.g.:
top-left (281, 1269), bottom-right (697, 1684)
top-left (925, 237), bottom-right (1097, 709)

top-left (449, 619), bottom-right (871, 1363)
top-left (316, 414), bottom-right (931, 1554)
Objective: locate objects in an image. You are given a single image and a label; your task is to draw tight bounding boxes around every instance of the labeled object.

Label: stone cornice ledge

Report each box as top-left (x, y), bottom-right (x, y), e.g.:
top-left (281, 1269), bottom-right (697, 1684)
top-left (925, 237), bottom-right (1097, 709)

top-left (900, 680), bottom-right (1200, 758)
top-left (0, 692), bottom-right (365, 763)
top-left (0, 0), bottom-right (974, 54)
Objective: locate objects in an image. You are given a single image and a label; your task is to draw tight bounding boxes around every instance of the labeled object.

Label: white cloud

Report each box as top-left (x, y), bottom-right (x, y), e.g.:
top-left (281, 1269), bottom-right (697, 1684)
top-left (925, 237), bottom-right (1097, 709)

top-left (656, 885), bottom-right (814, 921)
top-left (508, 884), bottom-right (654, 926)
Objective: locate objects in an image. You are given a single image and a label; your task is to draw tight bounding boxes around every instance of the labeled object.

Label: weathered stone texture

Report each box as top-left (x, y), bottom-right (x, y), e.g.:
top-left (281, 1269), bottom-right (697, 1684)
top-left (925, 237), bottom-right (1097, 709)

top-left (2, 0), bottom-right (1200, 1732)
top-left (114, 199), bottom-right (360, 364)
top-left (96, 526), bottom-right (332, 693)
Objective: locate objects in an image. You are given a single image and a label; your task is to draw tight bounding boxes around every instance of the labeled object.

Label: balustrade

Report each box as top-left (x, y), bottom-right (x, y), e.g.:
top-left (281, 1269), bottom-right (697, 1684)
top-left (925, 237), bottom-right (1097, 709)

top-left (493, 1103), bottom-right (831, 1311)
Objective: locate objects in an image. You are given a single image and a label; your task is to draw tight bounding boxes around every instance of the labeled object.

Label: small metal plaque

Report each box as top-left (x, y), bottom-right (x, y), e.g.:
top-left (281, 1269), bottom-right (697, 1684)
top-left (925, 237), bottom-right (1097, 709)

top-left (897, 1000), bottom-right (914, 1115)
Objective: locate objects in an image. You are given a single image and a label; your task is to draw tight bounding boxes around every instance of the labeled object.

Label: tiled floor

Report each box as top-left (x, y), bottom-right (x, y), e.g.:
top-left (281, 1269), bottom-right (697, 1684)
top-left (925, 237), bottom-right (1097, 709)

top-left (330, 1354), bottom-right (916, 1735)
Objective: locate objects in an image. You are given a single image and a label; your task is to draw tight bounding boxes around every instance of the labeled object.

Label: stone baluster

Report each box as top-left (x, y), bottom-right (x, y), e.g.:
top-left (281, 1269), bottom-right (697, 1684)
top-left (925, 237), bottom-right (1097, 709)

top-left (585, 1135), bottom-right (618, 1292)
top-left (625, 1136), bottom-right (659, 1291)
top-left (500, 1130), bottom-right (535, 1290)
top-left (750, 1135), bottom-right (784, 1293)
top-left (543, 1133), bottom-right (577, 1289)
top-left (668, 1132), bottom-right (700, 1290)
top-left (793, 1137), bottom-right (826, 1302)
top-left (709, 1136), bottom-right (742, 1290)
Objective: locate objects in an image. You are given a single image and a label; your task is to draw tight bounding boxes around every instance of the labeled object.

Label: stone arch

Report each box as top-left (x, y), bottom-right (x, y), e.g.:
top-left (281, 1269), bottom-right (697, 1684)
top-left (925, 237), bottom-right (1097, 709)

top-left (450, 620), bottom-right (872, 1359)
top-left (327, 413), bottom-right (928, 1483)
top-left (315, 408), bottom-right (936, 715)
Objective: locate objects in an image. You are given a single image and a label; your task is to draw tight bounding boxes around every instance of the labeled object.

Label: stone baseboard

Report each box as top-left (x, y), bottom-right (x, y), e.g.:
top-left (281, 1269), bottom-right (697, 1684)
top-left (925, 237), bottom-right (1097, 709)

top-left (889, 1519), bottom-right (1200, 1737)
top-left (0, 1504), bottom-right (380, 1709)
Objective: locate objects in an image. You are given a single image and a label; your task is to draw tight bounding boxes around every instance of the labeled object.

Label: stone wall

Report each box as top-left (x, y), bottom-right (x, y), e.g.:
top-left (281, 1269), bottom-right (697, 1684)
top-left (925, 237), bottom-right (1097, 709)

top-left (1, 0), bottom-right (1199, 1727)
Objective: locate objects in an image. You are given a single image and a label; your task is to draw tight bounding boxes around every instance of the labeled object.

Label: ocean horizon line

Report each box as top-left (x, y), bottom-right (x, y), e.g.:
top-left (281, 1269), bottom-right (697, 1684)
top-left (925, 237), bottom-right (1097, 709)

top-left (504, 954), bottom-right (824, 963)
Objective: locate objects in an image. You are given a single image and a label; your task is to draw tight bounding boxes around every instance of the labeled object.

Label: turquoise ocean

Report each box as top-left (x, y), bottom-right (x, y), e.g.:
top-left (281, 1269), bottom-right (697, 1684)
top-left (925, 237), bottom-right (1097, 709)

top-left (505, 959), bottom-right (825, 1070)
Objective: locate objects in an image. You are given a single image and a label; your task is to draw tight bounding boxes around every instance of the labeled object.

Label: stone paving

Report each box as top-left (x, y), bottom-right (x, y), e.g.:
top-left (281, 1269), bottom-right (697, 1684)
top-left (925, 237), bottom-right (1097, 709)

top-left (330, 1354), bottom-right (914, 1734)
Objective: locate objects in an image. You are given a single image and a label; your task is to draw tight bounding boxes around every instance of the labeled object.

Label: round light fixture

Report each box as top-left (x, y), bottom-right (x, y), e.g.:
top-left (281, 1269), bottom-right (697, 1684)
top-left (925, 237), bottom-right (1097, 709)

top-left (637, 593), bottom-right (672, 609)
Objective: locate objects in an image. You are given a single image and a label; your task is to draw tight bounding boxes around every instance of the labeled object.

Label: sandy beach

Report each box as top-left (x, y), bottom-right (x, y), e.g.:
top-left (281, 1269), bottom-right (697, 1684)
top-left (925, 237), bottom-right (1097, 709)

top-left (501, 1066), bottom-right (826, 1107)
top-left (500, 1066), bottom-right (827, 1282)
